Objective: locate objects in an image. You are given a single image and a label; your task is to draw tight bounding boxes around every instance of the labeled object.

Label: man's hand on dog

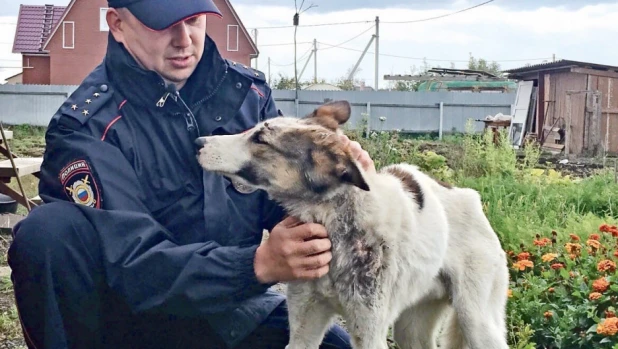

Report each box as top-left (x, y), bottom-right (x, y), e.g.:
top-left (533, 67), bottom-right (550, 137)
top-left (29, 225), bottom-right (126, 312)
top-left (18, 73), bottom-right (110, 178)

top-left (255, 216), bottom-right (333, 283)
top-left (340, 134), bottom-right (376, 173)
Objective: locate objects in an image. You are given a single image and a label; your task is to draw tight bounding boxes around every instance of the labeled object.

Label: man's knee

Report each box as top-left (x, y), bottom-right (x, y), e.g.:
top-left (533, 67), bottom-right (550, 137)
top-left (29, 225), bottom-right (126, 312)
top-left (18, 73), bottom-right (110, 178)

top-left (9, 201), bottom-right (96, 267)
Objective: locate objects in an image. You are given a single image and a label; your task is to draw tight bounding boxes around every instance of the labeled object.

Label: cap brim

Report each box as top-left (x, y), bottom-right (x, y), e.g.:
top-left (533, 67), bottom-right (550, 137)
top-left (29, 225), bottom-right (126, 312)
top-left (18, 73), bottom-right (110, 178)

top-left (127, 0), bottom-right (221, 31)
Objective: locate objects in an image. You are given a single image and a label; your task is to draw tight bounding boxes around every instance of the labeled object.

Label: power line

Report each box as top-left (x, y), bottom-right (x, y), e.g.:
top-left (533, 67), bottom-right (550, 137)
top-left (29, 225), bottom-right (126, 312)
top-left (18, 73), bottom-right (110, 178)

top-left (382, 0), bottom-right (495, 24)
top-left (319, 25), bottom-right (375, 51)
top-left (316, 41), bottom-right (553, 63)
top-left (270, 47), bottom-right (313, 67)
top-left (251, 20), bottom-right (372, 30)
top-left (250, 0), bottom-right (495, 30)
top-left (260, 41), bottom-right (312, 47)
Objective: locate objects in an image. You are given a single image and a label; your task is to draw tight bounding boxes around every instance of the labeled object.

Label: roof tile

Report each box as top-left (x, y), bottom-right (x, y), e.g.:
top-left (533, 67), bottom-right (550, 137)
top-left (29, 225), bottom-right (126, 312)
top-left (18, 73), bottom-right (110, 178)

top-left (13, 5), bottom-right (67, 54)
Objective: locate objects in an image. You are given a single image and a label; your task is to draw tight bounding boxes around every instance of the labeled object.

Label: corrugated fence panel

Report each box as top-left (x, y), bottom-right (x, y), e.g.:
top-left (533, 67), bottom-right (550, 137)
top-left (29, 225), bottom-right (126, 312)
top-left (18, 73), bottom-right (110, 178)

top-left (0, 85), bottom-right (516, 133)
top-left (0, 85), bottom-right (78, 126)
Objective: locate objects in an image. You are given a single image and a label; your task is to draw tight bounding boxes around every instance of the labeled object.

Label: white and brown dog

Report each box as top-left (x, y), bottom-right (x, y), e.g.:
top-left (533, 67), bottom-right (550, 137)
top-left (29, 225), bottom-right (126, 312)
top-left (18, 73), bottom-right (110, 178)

top-left (194, 100), bottom-right (509, 349)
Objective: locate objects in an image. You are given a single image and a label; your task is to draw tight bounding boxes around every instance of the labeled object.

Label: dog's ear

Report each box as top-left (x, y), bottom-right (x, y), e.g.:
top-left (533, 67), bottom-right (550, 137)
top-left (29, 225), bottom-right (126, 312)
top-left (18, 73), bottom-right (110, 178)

top-left (304, 100), bottom-right (351, 131)
top-left (336, 160), bottom-right (370, 191)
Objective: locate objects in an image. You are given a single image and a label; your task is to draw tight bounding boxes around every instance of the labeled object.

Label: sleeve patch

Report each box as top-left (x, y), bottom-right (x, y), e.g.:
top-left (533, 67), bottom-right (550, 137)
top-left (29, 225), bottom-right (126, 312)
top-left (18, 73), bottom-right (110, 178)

top-left (59, 160), bottom-right (101, 208)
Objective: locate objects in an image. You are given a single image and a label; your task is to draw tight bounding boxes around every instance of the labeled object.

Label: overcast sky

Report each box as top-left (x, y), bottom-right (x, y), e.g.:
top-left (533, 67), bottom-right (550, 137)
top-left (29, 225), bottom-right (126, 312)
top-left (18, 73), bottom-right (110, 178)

top-left (0, 0), bottom-right (616, 89)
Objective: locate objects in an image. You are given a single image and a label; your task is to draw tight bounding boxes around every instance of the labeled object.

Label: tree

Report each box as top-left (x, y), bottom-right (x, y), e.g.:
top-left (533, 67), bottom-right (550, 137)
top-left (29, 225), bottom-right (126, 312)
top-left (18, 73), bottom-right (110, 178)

top-left (468, 53), bottom-right (502, 76)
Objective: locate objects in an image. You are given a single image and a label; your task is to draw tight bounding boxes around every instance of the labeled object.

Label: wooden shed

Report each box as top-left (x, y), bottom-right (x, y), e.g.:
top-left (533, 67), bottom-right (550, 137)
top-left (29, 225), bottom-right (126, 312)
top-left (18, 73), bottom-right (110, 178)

top-left (504, 60), bottom-right (618, 157)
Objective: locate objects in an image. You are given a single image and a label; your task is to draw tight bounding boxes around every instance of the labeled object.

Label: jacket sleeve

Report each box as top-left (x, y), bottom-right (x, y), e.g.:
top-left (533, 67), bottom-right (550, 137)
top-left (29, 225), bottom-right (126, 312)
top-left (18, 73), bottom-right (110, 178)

top-left (38, 116), bottom-right (275, 316)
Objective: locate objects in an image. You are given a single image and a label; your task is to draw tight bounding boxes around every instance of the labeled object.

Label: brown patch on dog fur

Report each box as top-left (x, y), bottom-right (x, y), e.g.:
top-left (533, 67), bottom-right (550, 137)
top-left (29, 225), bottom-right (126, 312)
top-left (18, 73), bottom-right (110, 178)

top-left (304, 100), bottom-right (352, 131)
top-left (384, 166), bottom-right (424, 209)
top-left (434, 177), bottom-right (453, 189)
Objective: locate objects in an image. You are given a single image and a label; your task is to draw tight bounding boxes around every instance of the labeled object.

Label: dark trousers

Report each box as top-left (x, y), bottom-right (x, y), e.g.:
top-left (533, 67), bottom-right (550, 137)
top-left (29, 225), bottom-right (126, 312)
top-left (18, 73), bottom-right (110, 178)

top-left (7, 202), bottom-right (351, 349)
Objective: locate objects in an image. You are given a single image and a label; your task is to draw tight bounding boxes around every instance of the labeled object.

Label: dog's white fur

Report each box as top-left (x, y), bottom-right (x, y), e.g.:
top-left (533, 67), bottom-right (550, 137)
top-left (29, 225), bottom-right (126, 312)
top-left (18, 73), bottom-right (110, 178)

top-left (196, 115), bottom-right (509, 349)
top-left (285, 163), bottom-right (509, 349)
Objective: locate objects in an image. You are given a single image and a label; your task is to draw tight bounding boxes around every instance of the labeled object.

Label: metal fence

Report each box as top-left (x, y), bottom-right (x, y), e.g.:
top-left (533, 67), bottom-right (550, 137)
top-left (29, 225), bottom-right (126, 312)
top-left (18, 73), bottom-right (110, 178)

top-left (0, 84), bottom-right (516, 134)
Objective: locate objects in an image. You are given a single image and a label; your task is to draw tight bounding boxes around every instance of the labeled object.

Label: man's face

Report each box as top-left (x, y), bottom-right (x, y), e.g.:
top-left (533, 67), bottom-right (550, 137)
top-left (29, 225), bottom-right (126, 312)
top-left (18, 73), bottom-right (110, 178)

top-left (109, 9), bottom-right (206, 89)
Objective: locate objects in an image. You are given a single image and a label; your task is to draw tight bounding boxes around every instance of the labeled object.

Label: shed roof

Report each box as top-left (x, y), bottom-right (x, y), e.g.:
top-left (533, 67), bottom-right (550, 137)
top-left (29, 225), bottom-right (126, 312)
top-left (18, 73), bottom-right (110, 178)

top-left (504, 59), bottom-right (618, 76)
top-left (12, 4), bottom-right (66, 54)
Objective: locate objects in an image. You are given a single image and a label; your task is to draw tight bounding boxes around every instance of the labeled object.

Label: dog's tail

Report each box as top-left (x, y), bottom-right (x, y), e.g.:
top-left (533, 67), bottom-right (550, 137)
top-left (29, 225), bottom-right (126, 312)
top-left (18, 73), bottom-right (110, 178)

top-left (437, 308), bottom-right (467, 349)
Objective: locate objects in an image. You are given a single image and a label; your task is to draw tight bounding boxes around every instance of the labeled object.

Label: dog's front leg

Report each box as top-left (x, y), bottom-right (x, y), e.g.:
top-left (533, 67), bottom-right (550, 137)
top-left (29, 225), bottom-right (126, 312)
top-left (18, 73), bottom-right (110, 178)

top-left (343, 304), bottom-right (390, 349)
top-left (286, 284), bottom-right (337, 349)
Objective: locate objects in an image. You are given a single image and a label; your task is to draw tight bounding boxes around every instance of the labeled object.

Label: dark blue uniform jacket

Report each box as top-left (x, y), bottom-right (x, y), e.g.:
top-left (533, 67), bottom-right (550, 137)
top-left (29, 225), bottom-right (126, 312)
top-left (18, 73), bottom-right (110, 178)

top-left (38, 33), bottom-right (286, 347)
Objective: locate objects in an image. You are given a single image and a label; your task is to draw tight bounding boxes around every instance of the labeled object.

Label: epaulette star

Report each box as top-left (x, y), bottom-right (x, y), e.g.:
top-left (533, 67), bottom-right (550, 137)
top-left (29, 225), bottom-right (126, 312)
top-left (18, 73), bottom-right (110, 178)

top-left (85, 99), bottom-right (92, 104)
top-left (71, 104), bottom-right (78, 111)
top-left (82, 110), bottom-right (89, 116)
top-left (93, 93), bottom-right (100, 98)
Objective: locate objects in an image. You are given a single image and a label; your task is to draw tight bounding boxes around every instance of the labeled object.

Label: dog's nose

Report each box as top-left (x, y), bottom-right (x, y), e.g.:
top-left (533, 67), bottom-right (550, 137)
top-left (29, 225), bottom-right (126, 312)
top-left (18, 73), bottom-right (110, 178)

top-left (194, 137), bottom-right (207, 150)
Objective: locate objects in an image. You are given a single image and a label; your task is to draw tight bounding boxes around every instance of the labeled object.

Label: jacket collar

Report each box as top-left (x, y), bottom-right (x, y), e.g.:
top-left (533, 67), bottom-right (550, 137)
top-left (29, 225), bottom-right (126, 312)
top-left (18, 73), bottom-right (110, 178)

top-left (104, 33), bottom-right (229, 110)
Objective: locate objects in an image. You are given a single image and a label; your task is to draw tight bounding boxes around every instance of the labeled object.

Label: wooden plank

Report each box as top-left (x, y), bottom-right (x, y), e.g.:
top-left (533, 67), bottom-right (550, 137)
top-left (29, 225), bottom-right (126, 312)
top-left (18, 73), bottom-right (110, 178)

top-left (0, 181), bottom-right (38, 210)
top-left (0, 213), bottom-right (24, 233)
top-left (543, 143), bottom-right (565, 150)
top-left (571, 67), bottom-right (618, 79)
top-left (0, 157), bottom-right (43, 178)
top-left (0, 131), bottom-right (13, 141)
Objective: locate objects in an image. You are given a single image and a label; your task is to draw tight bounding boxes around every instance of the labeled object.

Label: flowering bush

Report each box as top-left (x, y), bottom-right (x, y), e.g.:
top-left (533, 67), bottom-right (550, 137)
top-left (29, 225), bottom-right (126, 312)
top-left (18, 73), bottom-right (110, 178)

top-left (507, 224), bottom-right (618, 348)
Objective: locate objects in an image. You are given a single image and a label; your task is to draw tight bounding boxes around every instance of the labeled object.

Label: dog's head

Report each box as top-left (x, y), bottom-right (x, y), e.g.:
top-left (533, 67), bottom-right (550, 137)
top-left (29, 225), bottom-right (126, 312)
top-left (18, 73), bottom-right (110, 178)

top-left (194, 100), bottom-right (369, 201)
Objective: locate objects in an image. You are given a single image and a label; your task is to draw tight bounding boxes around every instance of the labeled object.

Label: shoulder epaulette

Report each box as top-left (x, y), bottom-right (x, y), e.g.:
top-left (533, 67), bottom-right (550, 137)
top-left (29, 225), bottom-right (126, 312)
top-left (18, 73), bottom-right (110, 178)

top-left (57, 83), bottom-right (115, 126)
top-left (226, 59), bottom-right (266, 83)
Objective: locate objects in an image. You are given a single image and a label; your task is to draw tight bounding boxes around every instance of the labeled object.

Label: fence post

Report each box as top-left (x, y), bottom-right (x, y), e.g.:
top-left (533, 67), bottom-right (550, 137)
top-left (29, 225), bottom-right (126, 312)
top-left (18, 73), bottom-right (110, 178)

top-left (439, 101), bottom-right (444, 140)
top-left (366, 102), bottom-right (371, 138)
top-left (295, 98), bottom-right (299, 118)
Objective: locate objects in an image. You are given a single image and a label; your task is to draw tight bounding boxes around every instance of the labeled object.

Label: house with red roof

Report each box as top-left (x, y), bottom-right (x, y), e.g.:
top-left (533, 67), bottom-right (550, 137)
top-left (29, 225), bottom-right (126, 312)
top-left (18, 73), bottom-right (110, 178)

top-left (12, 0), bottom-right (259, 85)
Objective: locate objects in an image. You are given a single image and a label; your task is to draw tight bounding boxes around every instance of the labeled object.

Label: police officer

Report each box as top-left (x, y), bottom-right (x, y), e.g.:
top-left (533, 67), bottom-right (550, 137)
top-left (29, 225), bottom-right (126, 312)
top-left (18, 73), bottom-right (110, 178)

top-left (7, 0), bottom-right (375, 348)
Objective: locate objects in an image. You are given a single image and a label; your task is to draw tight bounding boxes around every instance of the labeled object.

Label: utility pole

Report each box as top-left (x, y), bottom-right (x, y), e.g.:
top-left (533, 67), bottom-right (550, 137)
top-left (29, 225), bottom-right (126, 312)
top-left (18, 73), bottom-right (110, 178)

top-left (253, 29), bottom-right (258, 69)
top-left (313, 39), bottom-right (318, 84)
top-left (375, 16), bottom-right (380, 91)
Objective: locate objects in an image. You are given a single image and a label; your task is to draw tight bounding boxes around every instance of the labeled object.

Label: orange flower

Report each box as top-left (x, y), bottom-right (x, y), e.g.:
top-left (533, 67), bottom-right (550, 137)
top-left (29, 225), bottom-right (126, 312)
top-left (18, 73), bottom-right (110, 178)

top-left (565, 243), bottom-right (582, 255)
top-left (597, 317), bottom-right (618, 336)
top-left (512, 260), bottom-right (534, 271)
top-left (534, 237), bottom-right (551, 247)
top-left (542, 253), bottom-right (558, 263)
top-left (600, 224), bottom-right (618, 237)
top-left (517, 252), bottom-right (531, 261)
top-left (548, 287), bottom-right (555, 293)
top-left (587, 239), bottom-right (602, 250)
top-left (593, 277), bottom-right (610, 293)
top-left (598, 260), bottom-right (617, 273)
top-left (590, 234), bottom-right (601, 241)
top-left (544, 311), bottom-right (553, 319)
top-left (551, 263), bottom-right (564, 270)
top-left (569, 271), bottom-right (577, 278)
top-left (589, 292), bottom-right (603, 300)
top-left (569, 234), bottom-right (581, 241)
top-left (614, 250), bottom-right (618, 258)
top-left (507, 289), bottom-right (513, 298)
top-left (569, 253), bottom-right (578, 260)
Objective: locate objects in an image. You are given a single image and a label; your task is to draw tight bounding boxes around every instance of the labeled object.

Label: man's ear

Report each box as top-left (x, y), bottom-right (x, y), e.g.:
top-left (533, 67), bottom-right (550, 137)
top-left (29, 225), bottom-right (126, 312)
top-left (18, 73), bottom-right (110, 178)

top-left (336, 160), bottom-right (370, 191)
top-left (106, 8), bottom-right (126, 43)
top-left (304, 100), bottom-right (352, 131)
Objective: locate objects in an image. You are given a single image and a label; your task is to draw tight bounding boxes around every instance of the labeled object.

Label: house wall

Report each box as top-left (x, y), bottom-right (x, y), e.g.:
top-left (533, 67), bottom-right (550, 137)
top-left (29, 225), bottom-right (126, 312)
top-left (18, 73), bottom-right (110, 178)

top-left (22, 55), bottom-right (51, 85)
top-left (587, 75), bottom-right (618, 155)
top-left (46, 0), bottom-right (109, 85)
top-left (206, 0), bottom-right (255, 66)
top-left (544, 72), bottom-right (588, 155)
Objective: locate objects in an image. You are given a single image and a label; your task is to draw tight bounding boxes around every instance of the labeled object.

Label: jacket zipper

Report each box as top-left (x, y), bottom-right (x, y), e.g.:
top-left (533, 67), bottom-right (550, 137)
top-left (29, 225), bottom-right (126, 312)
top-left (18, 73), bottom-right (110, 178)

top-left (156, 88), bottom-right (200, 135)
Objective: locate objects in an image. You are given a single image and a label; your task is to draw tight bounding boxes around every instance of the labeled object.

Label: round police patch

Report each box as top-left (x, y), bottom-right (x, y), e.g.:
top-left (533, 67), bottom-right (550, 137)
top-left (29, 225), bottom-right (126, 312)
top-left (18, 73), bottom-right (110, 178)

top-left (231, 178), bottom-right (258, 194)
top-left (59, 160), bottom-right (101, 208)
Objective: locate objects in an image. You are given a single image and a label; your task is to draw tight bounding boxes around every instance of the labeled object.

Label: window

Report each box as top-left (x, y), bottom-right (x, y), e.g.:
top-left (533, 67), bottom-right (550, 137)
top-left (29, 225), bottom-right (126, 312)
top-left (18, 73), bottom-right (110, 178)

top-left (227, 25), bottom-right (239, 52)
top-left (62, 21), bottom-right (75, 49)
top-left (100, 8), bottom-right (109, 31)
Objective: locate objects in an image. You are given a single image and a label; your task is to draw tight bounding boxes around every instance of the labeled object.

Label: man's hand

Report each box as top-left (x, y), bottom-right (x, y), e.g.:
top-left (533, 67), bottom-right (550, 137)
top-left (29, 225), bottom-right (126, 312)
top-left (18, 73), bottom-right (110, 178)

top-left (254, 216), bottom-right (333, 284)
top-left (339, 134), bottom-right (376, 174)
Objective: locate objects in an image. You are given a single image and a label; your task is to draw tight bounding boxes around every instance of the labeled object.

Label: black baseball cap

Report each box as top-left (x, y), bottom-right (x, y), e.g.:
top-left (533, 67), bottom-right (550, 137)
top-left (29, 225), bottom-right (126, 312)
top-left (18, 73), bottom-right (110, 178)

top-left (108, 0), bottom-right (222, 31)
